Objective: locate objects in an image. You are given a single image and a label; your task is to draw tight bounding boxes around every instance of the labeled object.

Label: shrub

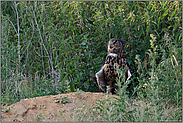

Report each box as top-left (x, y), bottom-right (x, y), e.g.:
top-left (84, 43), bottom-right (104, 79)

top-left (1, 1), bottom-right (182, 107)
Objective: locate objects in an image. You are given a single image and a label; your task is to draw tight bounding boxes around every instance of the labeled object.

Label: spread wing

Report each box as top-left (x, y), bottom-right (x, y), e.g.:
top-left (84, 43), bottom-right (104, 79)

top-left (95, 65), bottom-right (107, 92)
top-left (125, 64), bottom-right (132, 84)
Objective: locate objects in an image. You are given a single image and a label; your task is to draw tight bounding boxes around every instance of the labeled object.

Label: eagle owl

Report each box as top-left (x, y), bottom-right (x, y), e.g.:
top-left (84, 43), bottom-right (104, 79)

top-left (95, 39), bottom-right (132, 94)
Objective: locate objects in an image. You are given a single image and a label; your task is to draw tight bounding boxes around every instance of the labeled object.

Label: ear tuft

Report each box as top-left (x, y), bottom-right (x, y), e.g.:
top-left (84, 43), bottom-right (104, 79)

top-left (118, 40), bottom-right (125, 45)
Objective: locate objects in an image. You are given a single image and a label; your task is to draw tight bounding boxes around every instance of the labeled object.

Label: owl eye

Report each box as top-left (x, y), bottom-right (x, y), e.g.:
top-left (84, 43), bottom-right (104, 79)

top-left (113, 43), bottom-right (117, 45)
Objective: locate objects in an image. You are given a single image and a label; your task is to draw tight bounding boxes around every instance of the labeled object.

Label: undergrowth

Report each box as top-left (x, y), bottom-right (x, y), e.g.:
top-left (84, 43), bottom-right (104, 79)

top-left (75, 36), bottom-right (182, 122)
top-left (1, 1), bottom-right (182, 122)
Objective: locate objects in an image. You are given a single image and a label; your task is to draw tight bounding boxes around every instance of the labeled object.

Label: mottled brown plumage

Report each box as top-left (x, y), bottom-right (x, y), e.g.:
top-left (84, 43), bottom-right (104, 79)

top-left (96, 39), bottom-right (132, 94)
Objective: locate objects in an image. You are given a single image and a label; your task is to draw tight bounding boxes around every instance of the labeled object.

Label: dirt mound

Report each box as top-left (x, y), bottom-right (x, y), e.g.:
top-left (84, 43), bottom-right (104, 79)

top-left (1, 91), bottom-right (119, 122)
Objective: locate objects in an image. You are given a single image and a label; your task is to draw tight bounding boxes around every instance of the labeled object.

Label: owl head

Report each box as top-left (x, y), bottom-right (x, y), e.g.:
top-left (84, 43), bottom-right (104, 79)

top-left (107, 39), bottom-right (125, 54)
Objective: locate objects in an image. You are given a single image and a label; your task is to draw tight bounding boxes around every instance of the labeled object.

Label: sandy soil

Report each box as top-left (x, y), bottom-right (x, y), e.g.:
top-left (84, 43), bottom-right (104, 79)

top-left (1, 91), bottom-right (119, 122)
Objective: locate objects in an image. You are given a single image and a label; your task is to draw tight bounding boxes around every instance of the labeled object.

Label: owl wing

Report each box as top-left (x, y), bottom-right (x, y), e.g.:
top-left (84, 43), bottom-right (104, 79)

top-left (124, 64), bottom-right (132, 84)
top-left (95, 65), bottom-right (107, 92)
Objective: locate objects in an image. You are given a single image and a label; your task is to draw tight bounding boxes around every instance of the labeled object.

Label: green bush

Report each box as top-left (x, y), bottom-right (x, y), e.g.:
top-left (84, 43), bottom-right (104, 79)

top-left (1, 1), bottom-right (182, 111)
top-left (77, 54), bottom-right (181, 122)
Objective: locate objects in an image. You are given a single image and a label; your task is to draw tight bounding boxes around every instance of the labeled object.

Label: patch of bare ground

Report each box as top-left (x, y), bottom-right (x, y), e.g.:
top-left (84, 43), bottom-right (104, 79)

top-left (1, 91), bottom-right (119, 122)
top-left (1, 91), bottom-right (179, 122)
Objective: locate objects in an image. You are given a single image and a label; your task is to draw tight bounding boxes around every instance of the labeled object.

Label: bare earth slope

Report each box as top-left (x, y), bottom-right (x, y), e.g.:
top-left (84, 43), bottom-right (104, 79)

top-left (1, 91), bottom-right (119, 122)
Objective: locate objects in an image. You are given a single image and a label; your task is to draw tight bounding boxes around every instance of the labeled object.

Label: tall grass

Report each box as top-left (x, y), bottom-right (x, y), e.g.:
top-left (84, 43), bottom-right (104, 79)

top-left (75, 35), bottom-right (182, 122)
top-left (1, 2), bottom-right (182, 120)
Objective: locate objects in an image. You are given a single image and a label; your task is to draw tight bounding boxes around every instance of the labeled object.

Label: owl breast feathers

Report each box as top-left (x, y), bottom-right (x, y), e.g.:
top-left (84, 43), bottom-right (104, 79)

top-left (95, 39), bottom-right (132, 94)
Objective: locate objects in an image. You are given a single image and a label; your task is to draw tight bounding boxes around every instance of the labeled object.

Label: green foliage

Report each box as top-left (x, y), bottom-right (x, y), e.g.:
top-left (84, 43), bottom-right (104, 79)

top-left (1, 1), bottom-right (182, 113)
top-left (91, 45), bottom-right (181, 122)
top-left (53, 96), bottom-right (70, 104)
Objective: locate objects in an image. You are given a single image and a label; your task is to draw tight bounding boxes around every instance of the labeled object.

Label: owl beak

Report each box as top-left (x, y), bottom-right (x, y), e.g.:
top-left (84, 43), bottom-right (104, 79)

top-left (115, 48), bottom-right (120, 52)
